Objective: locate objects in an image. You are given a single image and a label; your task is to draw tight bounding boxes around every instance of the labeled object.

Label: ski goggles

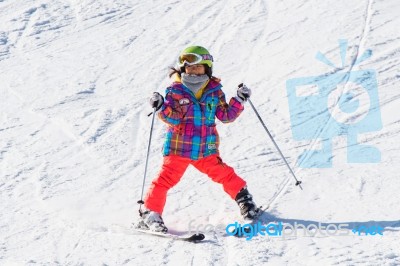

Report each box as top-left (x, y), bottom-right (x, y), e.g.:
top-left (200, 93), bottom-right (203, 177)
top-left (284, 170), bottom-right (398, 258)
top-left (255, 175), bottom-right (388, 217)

top-left (178, 53), bottom-right (213, 67)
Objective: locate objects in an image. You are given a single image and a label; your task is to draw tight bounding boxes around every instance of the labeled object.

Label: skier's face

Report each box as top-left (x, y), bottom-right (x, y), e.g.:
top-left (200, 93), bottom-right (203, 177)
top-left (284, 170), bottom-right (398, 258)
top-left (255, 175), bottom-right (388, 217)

top-left (185, 64), bottom-right (205, 75)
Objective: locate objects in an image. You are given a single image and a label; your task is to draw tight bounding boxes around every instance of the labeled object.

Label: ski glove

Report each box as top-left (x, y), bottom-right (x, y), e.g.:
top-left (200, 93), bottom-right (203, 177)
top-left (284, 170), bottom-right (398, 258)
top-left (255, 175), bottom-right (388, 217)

top-left (150, 92), bottom-right (164, 111)
top-left (237, 83), bottom-right (252, 102)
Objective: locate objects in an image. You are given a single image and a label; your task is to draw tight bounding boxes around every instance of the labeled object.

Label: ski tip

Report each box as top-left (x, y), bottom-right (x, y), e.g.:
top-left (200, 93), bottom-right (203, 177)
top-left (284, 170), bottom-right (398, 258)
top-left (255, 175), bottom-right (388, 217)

top-left (188, 233), bottom-right (205, 242)
top-left (197, 233), bottom-right (205, 240)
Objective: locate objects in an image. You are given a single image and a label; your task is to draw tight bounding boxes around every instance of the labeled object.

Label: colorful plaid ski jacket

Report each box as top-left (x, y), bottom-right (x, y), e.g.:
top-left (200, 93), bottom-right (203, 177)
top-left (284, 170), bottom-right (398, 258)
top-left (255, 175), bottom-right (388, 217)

top-left (158, 78), bottom-right (244, 160)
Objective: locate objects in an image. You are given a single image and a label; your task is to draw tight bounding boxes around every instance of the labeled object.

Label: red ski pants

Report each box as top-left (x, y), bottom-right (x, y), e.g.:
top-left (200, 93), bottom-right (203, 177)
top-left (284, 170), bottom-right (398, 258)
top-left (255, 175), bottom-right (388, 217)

top-left (144, 154), bottom-right (246, 214)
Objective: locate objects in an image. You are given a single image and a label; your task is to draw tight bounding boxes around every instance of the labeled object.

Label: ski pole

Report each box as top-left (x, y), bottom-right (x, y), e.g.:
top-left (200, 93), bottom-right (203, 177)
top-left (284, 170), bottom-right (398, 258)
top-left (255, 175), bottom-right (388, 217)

top-left (137, 107), bottom-right (157, 215)
top-left (247, 98), bottom-right (303, 190)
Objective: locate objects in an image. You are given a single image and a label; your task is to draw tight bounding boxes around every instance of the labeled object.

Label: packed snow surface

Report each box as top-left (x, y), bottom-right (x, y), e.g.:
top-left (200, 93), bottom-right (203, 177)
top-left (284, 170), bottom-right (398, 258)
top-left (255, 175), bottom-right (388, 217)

top-left (1, 0), bottom-right (399, 265)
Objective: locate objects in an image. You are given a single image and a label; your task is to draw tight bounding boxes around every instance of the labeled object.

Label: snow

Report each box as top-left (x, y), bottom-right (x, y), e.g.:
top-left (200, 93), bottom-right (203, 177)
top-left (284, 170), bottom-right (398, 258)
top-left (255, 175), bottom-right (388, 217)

top-left (1, 0), bottom-right (400, 265)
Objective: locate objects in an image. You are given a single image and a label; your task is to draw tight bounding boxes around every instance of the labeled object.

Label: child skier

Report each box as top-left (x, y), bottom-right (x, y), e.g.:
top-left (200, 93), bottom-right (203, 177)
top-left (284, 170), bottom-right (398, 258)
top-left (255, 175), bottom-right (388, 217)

top-left (137, 46), bottom-right (259, 233)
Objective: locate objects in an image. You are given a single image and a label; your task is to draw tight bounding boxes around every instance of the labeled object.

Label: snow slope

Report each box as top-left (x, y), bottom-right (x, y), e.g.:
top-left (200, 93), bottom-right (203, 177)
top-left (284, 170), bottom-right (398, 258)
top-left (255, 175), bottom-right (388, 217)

top-left (1, 0), bottom-right (400, 265)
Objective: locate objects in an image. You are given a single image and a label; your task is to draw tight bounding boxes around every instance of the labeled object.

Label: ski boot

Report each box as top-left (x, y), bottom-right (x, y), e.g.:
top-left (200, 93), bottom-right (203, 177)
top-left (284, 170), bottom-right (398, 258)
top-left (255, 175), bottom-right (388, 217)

top-left (136, 209), bottom-right (168, 233)
top-left (235, 186), bottom-right (260, 220)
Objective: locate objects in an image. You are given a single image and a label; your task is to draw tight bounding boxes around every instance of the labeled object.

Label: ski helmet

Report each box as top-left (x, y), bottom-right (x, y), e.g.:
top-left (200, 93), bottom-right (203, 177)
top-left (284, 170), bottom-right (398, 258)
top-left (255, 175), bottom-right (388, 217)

top-left (178, 46), bottom-right (213, 76)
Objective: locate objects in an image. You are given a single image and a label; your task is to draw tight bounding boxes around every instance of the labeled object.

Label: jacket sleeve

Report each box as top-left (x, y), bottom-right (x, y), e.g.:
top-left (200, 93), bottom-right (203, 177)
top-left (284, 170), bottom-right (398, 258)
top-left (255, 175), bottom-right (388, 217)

top-left (215, 91), bottom-right (244, 123)
top-left (158, 88), bottom-right (183, 126)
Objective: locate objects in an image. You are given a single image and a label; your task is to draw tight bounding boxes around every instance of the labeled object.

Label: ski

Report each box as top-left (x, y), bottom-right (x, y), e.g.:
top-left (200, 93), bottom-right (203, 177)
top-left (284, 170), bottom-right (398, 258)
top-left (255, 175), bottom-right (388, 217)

top-left (134, 228), bottom-right (205, 243)
top-left (258, 176), bottom-right (293, 212)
